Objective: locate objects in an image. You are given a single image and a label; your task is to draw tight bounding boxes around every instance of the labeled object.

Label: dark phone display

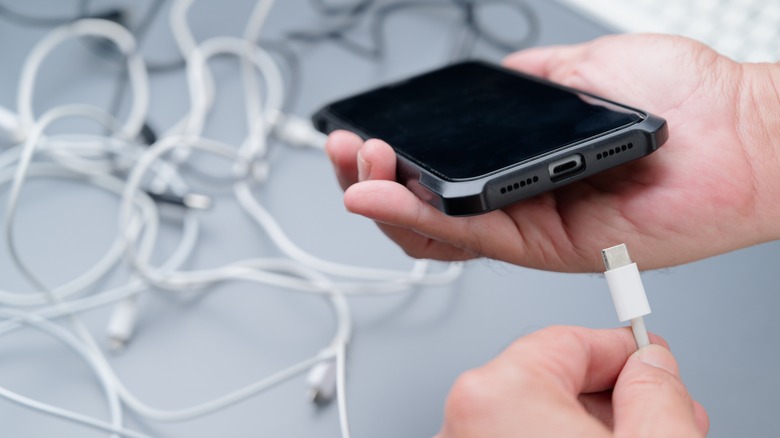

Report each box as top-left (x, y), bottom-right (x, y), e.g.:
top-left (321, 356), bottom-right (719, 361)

top-left (326, 62), bottom-right (643, 180)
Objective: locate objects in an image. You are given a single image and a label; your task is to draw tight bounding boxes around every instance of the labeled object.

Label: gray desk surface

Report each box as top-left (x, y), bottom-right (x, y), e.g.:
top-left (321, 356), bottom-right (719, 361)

top-left (0, 1), bottom-right (778, 437)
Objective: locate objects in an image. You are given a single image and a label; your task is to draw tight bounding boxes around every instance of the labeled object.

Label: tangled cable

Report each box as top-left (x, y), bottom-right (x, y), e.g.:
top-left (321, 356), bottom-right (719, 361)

top-left (0, 1), bottom-right (465, 437)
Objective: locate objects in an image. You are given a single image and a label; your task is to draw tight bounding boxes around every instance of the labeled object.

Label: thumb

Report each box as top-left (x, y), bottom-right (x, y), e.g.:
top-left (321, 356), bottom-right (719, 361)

top-left (501, 44), bottom-right (583, 79)
top-left (612, 345), bottom-right (709, 437)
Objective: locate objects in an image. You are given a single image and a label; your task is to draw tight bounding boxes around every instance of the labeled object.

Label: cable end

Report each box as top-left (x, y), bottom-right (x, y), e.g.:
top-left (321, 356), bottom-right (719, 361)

top-left (307, 388), bottom-right (328, 405)
top-left (601, 243), bottom-right (632, 271)
top-left (601, 243), bottom-right (651, 350)
top-left (107, 297), bottom-right (138, 352)
top-left (182, 193), bottom-right (213, 210)
top-left (272, 113), bottom-right (328, 150)
top-left (306, 360), bottom-right (337, 405)
top-left (146, 191), bottom-right (213, 210)
top-left (109, 337), bottom-right (127, 352)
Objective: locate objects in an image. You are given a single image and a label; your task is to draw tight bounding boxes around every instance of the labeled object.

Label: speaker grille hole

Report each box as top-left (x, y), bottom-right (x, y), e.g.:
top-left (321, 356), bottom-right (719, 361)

top-left (500, 175), bottom-right (540, 195)
top-left (596, 143), bottom-right (634, 161)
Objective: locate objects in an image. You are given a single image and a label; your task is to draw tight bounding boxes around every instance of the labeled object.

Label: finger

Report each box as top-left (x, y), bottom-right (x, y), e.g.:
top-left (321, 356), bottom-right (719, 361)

top-left (343, 165), bottom-right (526, 258)
top-left (579, 392), bottom-right (709, 435)
top-left (502, 44), bottom-right (584, 78)
top-left (575, 336), bottom-right (671, 430)
top-left (439, 326), bottom-right (651, 437)
top-left (345, 140), bottom-right (477, 261)
top-left (342, 136), bottom-right (577, 269)
top-left (325, 130), bottom-right (364, 191)
top-left (345, 140), bottom-right (476, 250)
top-left (373, 221), bottom-right (476, 262)
top-left (693, 400), bottom-right (710, 435)
top-left (613, 345), bottom-right (708, 437)
top-left (442, 364), bottom-right (608, 438)
top-left (343, 178), bottom-right (491, 253)
top-left (356, 138), bottom-right (396, 182)
top-left (495, 326), bottom-right (668, 395)
top-left (578, 391), bottom-right (614, 430)
top-left (345, 174), bottom-right (586, 271)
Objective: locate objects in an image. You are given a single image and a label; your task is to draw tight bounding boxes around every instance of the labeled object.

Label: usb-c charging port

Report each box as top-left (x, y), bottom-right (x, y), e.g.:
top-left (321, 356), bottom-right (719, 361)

top-left (548, 154), bottom-right (585, 181)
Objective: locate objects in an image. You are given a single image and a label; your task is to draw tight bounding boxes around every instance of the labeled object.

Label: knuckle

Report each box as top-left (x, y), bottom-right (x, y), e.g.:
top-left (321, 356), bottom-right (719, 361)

top-left (527, 325), bottom-right (587, 346)
top-left (445, 369), bottom-right (496, 423)
top-left (624, 371), bottom-right (690, 400)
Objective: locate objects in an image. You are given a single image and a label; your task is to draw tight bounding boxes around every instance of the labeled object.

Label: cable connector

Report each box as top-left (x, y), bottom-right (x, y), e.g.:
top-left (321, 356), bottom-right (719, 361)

top-left (146, 191), bottom-right (213, 210)
top-left (306, 359), bottom-right (337, 405)
top-left (601, 243), bottom-right (651, 349)
top-left (106, 297), bottom-right (139, 351)
top-left (271, 112), bottom-right (327, 150)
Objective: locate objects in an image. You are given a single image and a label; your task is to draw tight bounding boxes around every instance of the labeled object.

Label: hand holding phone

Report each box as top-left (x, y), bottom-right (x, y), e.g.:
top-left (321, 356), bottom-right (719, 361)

top-left (324, 33), bottom-right (767, 275)
top-left (313, 61), bottom-right (667, 216)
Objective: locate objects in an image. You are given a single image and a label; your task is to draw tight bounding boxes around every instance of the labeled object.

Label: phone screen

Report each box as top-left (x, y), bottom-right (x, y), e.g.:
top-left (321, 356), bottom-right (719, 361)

top-left (323, 62), bottom-right (643, 180)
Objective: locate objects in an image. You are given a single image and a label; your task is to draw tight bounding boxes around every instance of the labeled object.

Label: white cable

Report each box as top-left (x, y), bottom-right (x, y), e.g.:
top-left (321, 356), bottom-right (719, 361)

top-left (110, 349), bottom-right (336, 422)
top-left (0, 163), bottom-right (155, 305)
top-left (170, 0), bottom-right (197, 58)
top-left (2, 110), bottom-right (133, 435)
top-left (0, 387), bottom-right (149, 438)
top-left (271, 112), bottom-right (328, 149)
top-left (1, 104), bottom-right (196, 435)
top-left (242, 0), bottom-right (277, 143)
top-left (601, 243), bottom-right (651, 349)
top-left (0, 167), bottom-right (125, 295)
top-left (93, 264), bottom-right (351, 422)
top-left (336, 340), bottom-right (351, 438)
top-left (0, 210), bottom-right (199, 337)
top-left (235, 181), bottom-right (463, 284)
top-left (185, 36), bottom-right (284, 141)
top-left (1, 236), bottom-right (347, 424)
top-left (16, 19), bottom-right (149, 140)
top-left (0, 134), bottom-right (141, 175)
top-left (166, 35), bottom-right (285, 172)
top-left (0, 107), bottom-right (162, 305)
top-left (4, 105), bottom-right (123, 293)
top-left (0, 309), bottom-right (150, 438)
top-left (119, 134), bottom-right (462, 293)
top-left (0, 309), bottom-right (130, 438)
top-left (0, 3), bottom-right (465, 437)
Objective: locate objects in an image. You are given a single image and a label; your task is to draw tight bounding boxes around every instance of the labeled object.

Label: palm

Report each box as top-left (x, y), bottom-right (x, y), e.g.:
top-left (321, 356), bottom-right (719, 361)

top-left (327, 35), bottom-right (764, 272)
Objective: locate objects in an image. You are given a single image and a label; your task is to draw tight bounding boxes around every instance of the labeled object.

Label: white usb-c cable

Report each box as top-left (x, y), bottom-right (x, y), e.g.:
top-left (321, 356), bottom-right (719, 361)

top-left (601, 243), bottom-right (651, 349)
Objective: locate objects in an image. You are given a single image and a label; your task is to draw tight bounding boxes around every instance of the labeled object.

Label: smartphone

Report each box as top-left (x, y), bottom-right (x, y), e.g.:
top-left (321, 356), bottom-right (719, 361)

top-left (312, 61), bottom-right (667, 216)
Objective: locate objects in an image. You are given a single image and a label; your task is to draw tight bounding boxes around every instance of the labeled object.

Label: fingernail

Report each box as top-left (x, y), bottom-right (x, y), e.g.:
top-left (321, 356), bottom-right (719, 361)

top-left (357, 148), bottom-right (371, 181)
top-left (636, 344), bottom-right (679, 376)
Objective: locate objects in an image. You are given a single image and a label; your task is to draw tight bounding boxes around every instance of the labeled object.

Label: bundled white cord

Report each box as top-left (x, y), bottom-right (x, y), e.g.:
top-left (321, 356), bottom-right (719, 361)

top-left (601, 243), bottom-right (651, 349)
top-left (0, 2), bottom-right (464, 438)
top-left (16, 19), bottom-right (149, 140)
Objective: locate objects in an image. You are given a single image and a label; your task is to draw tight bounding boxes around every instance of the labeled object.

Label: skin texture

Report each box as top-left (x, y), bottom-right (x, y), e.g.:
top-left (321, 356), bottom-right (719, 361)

top-left (326, 34), bottom-right (780, 272)
top-left (434, 326), bottom-right (709, 438)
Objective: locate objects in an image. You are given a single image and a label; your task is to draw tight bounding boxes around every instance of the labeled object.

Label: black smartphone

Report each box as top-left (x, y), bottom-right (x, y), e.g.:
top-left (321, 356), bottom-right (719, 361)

top-left (312, 61), bottom-right (667, 216)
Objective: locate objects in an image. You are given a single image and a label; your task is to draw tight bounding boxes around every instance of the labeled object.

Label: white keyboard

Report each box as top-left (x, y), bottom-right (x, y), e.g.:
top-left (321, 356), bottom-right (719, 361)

top-left (557, 0), bottom-right (780, 63)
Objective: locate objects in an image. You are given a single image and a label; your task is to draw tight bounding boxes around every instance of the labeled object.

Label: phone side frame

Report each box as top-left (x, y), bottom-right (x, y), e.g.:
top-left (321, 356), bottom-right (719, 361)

top-left (410, 115), bottom-right (668, 215)
top-left (313, 104), bottom-right (667, 216)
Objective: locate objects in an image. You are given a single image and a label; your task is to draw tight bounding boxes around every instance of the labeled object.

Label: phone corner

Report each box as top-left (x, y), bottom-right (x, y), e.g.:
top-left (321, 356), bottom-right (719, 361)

top-left (638, 113), bottom-right (669, 150)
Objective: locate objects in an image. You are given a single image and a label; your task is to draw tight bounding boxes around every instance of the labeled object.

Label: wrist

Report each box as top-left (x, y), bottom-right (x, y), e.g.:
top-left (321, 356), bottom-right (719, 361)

top-left (736, 63), bottom-right (780, 241)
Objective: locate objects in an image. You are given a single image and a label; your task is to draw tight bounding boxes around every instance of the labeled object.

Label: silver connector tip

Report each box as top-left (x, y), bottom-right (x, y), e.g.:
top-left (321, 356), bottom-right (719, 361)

top-left (601, 243), bottom-right (633, 270)
top-left (109, 338), bottom-right (126, 352)
top-left (182, 193), bottom-right (212, 210)
top-left (306, 388), bottom-right (329, 405)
